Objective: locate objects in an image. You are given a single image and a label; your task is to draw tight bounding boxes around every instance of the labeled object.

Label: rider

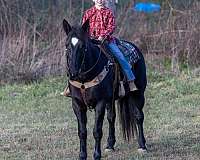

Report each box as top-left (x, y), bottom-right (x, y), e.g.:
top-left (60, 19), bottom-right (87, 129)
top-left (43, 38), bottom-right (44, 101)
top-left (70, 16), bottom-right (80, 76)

top-left (61, 0), bottom-right (137, 97)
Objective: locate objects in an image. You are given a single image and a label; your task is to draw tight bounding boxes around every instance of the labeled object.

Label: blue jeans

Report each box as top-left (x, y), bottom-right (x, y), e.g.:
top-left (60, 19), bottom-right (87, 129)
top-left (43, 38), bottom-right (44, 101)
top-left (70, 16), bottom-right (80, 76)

top-left (108, 42), bottom-right (135, 81)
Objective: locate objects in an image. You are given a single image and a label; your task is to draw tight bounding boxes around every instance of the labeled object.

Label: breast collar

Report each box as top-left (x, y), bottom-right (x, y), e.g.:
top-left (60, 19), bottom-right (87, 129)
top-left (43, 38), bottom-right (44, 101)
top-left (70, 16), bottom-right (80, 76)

top-left (69, 61), bottom-right (112, 90)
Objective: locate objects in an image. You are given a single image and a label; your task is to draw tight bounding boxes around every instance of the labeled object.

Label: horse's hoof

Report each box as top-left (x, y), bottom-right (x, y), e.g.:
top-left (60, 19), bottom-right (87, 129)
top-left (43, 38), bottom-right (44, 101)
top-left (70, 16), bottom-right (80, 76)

top-left (138, 148), bottom-right (147, 154)
top-left (104, 148), bottom-right (115, 154)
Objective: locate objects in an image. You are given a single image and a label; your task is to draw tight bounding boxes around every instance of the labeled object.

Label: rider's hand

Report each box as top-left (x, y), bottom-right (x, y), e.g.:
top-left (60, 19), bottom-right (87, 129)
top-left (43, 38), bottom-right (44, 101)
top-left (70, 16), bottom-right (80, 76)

top-left (98, 36), bottom-right (103, 41)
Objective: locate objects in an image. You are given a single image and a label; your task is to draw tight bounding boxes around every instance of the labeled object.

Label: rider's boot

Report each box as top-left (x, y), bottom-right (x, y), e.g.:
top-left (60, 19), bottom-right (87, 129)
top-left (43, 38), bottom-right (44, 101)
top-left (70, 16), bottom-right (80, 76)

top-left (60, 87), bottom-right (71, 97)
top-left (128, 80), bottom-right (138, 92)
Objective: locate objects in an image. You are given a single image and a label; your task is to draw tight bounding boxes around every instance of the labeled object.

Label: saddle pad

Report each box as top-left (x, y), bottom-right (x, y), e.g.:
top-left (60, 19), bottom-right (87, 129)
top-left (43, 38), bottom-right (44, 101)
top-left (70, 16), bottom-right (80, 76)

top-left (116, 40), bottom-right (140, 64)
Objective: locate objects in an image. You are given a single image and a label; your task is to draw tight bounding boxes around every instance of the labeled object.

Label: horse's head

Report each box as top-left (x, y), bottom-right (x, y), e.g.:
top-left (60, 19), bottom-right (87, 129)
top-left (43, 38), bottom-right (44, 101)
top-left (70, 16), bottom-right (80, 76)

top-left (63, 19), bottom-right (90, 81)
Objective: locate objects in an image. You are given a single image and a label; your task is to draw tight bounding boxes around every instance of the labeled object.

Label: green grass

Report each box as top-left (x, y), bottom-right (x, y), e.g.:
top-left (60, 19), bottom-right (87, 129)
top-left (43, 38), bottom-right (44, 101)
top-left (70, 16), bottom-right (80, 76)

top-left (0, 72), bottom-right (200, 160)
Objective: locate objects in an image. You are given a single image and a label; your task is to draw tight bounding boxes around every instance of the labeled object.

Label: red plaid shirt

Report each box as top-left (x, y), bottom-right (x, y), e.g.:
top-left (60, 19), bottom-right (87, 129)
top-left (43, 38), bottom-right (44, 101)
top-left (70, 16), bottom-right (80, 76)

top-left (82, 6), bottom-right (115, 42)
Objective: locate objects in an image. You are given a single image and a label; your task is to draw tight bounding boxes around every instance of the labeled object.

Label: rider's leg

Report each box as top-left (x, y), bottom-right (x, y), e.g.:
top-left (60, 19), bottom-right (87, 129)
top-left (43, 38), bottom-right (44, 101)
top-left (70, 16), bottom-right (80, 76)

top-left (108, 42), bottom-right (137, 91)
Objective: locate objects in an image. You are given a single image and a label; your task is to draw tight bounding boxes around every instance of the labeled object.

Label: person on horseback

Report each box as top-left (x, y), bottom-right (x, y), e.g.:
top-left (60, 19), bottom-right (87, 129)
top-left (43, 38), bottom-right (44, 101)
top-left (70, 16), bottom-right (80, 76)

top-left (61, 0), bottom-right (137, 97)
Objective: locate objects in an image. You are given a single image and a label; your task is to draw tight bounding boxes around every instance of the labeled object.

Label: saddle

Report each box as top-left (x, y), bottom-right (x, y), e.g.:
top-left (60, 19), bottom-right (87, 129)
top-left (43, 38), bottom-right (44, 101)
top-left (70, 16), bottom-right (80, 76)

top-left (93, 38), bottom-right (140, 66)
top-left (99, 39), bottom-right (141, 97)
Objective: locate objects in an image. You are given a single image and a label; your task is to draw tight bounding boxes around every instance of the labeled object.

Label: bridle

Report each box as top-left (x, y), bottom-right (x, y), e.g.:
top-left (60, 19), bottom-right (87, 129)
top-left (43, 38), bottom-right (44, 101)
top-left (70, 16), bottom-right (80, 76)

top-left (66, 38), bottom-right (102, 80)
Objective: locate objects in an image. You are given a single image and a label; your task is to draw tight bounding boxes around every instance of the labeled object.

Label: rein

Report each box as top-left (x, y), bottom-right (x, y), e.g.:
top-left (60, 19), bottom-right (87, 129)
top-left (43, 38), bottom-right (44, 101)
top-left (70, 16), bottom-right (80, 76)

top-left (79, 46), bottom-right (102, 76)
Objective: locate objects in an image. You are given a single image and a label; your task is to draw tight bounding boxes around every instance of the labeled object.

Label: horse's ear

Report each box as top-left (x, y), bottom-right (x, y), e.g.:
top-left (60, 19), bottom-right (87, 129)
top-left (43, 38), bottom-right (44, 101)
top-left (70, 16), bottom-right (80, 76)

top-left (82, 19), bottom-right (90, 33)
top-left (63, 19), bottom-right (72, 35)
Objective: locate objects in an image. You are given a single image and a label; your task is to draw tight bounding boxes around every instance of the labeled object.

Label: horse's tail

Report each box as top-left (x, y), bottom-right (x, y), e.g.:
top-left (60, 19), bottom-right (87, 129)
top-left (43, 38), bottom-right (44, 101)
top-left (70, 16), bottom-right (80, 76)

top-left (117, 92), bottom-right (138, 141)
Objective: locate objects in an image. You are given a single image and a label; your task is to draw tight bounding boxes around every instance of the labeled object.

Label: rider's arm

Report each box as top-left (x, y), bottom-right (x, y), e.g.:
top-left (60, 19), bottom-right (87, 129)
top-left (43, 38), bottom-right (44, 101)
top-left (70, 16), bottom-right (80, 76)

top-left (100, 10), bottom-right (116, 39)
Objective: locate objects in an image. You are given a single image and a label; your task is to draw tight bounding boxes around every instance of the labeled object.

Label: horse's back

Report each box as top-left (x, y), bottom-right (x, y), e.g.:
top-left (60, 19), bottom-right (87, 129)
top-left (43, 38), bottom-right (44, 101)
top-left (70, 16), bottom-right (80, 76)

top-left (116, 39), bottom-right (147, 93)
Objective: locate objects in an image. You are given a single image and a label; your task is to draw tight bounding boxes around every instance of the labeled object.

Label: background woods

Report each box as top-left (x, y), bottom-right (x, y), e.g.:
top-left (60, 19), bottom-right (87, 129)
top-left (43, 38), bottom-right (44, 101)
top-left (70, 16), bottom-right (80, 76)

top-left (0, 0), bottom-right (199, 83)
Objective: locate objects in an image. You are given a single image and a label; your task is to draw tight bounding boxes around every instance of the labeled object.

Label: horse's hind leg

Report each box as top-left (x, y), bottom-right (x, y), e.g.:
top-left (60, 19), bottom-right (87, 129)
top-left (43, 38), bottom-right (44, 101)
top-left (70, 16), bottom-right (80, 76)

top-left (93, 100), bottom-right (106, 160)
top-left (136, 108), bottom-right (147, 151)
top-left (105, 102), bottom-right (116, 152)
top-left (72, 99), bottom-right (87, 160)
top-left (134, 94), bottom-right (147, 151)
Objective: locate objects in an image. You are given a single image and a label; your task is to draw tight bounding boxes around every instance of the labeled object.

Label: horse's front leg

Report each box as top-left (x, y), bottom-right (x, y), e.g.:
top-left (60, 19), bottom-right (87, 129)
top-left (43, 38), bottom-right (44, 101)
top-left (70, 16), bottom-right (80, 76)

top-left (105, 102), bottom-right (116, 152)
top-left (93, 100), bottom-right (106, 160)
top-left (72, 99), bottom-right (87, 160)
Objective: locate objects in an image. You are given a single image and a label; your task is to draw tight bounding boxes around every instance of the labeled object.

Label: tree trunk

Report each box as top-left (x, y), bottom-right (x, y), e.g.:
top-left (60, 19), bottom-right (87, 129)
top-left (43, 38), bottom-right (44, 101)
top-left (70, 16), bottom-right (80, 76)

top-left (80, 0), bottom-right (85, 23)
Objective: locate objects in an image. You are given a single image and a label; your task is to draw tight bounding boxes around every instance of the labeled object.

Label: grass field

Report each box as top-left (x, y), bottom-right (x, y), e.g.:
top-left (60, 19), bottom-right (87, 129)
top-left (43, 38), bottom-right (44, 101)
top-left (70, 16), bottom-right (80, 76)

top-left (0, 70), bottom-right (200, 160)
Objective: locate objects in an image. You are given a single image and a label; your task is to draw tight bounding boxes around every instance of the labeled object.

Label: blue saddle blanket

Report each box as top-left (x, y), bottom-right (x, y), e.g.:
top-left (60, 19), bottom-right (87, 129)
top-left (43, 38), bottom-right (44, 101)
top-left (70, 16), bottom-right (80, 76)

top-left (116, 40), bottom-right (140, 64)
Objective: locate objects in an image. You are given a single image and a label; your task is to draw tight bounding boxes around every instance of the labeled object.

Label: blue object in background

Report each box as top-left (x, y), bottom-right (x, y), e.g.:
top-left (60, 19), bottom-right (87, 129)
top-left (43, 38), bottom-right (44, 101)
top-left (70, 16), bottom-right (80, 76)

top-left (134, 2), bottom-right (161, 13)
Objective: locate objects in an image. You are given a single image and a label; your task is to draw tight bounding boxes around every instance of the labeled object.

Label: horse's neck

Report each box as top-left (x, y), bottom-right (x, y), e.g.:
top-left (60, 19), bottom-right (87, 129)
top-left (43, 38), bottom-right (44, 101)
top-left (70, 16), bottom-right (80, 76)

top-left (88, 42), bottom-right (107, 63)
top-left (81, 42), bottom-right (108, 81)
top-left (88, 43), bottom-right (99, 61)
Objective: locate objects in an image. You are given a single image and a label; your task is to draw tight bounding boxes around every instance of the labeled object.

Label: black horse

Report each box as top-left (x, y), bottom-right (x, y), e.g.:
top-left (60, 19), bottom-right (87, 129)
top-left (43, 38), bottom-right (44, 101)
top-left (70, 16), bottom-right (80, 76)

top-left (63, 19), bottom-right (147, 160)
